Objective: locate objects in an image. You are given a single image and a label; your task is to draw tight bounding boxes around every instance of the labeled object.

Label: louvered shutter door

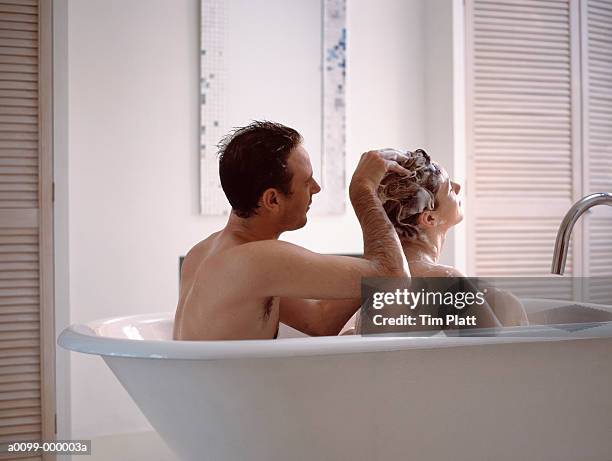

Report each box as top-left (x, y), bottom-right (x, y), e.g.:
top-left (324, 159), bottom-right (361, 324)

top-left (466, 0), bottom-right (580, 298)
top-left (0, 0), bottom-right (54, 458)
top-left (583, 0), bottom-right (612, 303)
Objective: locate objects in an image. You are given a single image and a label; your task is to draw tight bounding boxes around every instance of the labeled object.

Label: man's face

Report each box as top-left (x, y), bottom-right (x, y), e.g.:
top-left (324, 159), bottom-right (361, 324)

top-left (280, 144), bottom-right (321, 230)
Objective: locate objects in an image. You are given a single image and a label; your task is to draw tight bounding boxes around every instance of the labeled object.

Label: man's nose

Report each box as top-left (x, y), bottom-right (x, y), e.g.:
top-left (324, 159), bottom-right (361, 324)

top-left (312, 180), bottom-right (321, 194)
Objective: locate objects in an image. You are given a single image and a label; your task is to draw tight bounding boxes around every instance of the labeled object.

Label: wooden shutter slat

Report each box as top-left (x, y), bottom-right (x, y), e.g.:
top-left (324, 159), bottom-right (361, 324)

top-left (0, 29), bottom-right (36, 40)
top-left (0, 90), bottom-right (37, 101)
top-left (473, 141), bottom-right (571, 149)
top-left (0, 382), bottom-right (39, 393)
top-left (474, 156), bottom-right (570, 166)
top-left (0, 55), bottom-right (36, 66)
top-left (0, 322), bottom-right (39, 332)
top-left (0, 232), bottom-right (36, 242)
top-left (0, 245), bottom-right (37, 254)
top-left (0, 166), bottom-right (37, 176)
top-left (0, 399), bottom-right (39, 411)
top-left (476, 75), bottom-right (570, 85)
top-left (0, 331), bottom-right (39, 341)
top-left (0, 152), bottom-right (37, 162)
top-left (476, 0), bottom-right (569, 9)
top-left (0, 64), bottom-right (36, 74)
top-left (0, 272), bottom-right (38, 282)
top-left (0, 81), bottom-right (38, 91)
top-left (0, 194), bottom-right (38, 205)
top-left (0, 355), bottom-right (39, 365)
top-left (475, 50), bottom-right (570, 62)
top-left (474, 6), bottom-right (569, 19)
top-left (476, 36), bottom-right (571, 49)
top-left (0, 365), bottom-right (38, 377)
top-left (0, 452), bottom-right (42, 461)
top-left (0, 46), bottom-right (37, 57)
top-left (0, 423), bottom-right (40, 436)
top-left (0, 334), bottom-right (40, 346)
top-left (0, 167), bottom-right (38, 177)
top-left (0, 175), bottom-right (38, 184)
top-left (0, 407), bottom-right (39, 419)
top-left (0, 5), bottom-right (37, 16)
top-left (0, 274), bottom-right (37, 283)
top-left (0, 74), bottom-right (38, 84)
top-left (0, 279), bottom-right (39, 288)
top-left (0, 312), bottom-right (37, 321)
top-left (474, 57), bottom-right (570, 68)
top-left (0, 0), bottom-right (38, 7)
top-left (0, 110), bottom-right (37, 120)
top-left (0, 391), bottom-right (39, 403)
top-left (0, 415), bottom-right (40, 428)
top-left (0, 13), bottom-right (37, 24)
top-left (0, 20), bottom-right (36, 31)
top-left (0, 173), bottom-right (37, 184)
top-left (0, 349), bottom-right (40, 364)
top-left (0, 378), bottom-right (39, 390)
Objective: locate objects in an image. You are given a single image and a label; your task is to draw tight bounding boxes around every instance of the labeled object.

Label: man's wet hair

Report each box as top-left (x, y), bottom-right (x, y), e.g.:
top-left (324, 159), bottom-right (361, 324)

top-left (218, 121), bottom-right (303, 218)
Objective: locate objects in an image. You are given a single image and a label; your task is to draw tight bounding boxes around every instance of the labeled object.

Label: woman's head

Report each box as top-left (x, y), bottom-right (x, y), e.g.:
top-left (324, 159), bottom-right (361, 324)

top-left (378, 149), bottom-right (462, 244)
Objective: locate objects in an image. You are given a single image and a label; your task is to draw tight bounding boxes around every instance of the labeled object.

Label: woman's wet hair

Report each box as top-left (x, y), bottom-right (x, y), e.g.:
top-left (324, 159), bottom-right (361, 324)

top-left (378, 149), bottom-right (446, 242)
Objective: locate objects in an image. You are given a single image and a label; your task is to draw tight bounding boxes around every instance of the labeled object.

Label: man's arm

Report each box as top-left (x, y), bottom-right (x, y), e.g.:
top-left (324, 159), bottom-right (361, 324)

top-left (213, 240), bottom-right (401, 300)
top-left (279, 151), bottom-right (410, 336)
top-left (350, 149), bottom-right (410, 277)
top-left (279, 297), bottom-right (361, 336)
top-left (202, 150), bottom-right (410, 305)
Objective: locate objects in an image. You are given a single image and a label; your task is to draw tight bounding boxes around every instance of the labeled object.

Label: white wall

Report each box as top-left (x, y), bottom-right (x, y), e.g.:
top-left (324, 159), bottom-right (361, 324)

top-left (424, 0), bottom-right (456, 266)
top-left (54, 0), bottom-right (455, 440)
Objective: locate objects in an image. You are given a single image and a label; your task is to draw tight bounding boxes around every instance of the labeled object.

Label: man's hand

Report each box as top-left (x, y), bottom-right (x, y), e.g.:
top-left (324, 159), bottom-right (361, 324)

top-left (349, 149), bottom-right (410, 199)
top-left (347, 149), bottom-right (411, 279)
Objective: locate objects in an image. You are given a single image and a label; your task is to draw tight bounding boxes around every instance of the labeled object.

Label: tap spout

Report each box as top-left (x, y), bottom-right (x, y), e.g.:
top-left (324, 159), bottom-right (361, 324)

top-left (551, 192), bottom-right (612, 275)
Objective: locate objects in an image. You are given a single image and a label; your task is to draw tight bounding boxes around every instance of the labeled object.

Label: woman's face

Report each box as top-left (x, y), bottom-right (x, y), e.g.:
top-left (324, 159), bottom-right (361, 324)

top-left (433, 167), bottom-right (463, 228)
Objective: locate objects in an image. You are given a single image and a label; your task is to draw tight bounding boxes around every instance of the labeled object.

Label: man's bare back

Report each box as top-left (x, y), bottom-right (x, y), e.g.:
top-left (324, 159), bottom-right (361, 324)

top-left (173, 231), bottom-right (281, 340)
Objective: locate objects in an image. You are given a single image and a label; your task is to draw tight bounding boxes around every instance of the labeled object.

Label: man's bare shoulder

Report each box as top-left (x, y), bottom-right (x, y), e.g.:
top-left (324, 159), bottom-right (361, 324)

top-left (181, 232), bottom-right (221, 277)
top-left (207, 239), bottom-right (307, 269)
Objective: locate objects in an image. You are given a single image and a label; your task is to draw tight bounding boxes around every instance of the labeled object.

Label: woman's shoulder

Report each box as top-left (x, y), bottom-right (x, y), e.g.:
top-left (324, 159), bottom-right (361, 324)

top-left (414, 263), bottom-right (466, 278)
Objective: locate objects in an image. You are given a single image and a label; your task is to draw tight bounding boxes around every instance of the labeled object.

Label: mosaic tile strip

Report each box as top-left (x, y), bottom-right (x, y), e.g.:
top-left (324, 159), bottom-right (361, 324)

top-left (200, 0), bottom-right (229, 215)
top-left (319, 0), bottom-right (346, 214)
top-left (200, 0), bottom-right (347, 215)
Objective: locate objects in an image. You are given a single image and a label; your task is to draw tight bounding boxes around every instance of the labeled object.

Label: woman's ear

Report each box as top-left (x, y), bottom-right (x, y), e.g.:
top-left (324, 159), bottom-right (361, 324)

top-left (417, 211), bottom-right (437, 228)
top-left (260, 188), bottom-right (280, 212)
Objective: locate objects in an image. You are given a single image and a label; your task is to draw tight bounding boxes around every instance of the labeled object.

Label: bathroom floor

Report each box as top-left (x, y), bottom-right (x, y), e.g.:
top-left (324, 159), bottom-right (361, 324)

top-left (88, 431), bottom-right (177, 460)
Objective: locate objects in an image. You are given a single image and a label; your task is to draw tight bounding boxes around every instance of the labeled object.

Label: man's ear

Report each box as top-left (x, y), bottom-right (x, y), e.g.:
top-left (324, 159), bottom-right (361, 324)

top-left (417, 211), bottom-right (437, 228)
top-left (260, 188), bottom-right (280, 212)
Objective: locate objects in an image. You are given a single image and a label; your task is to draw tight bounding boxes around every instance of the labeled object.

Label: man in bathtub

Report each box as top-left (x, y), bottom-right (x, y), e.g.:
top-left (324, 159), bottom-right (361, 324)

top-left (174, 121), bottom-right (412, 340)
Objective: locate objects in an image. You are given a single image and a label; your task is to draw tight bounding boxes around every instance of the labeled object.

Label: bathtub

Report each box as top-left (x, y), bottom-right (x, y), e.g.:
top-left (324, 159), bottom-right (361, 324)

top-left (58, 299), bottom-right (612, 461)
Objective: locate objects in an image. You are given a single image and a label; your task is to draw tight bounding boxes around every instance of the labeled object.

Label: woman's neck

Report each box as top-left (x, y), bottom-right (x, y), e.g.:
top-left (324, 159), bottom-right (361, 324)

top-left (402, 230), bottom-right (447, 265)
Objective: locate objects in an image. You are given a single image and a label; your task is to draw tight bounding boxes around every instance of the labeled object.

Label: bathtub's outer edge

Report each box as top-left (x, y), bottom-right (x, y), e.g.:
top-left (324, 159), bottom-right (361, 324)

top-left (56, 321), bottom-right (612, 360)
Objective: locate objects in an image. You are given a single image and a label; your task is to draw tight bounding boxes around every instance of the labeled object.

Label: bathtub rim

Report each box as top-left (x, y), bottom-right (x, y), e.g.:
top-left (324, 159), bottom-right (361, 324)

top-left (57, 311), bottom-right (612, 360)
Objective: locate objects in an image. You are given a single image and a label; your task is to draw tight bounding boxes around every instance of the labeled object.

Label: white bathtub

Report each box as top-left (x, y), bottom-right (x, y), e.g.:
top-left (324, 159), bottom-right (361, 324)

top-left (58, 299), bottom-right (612, 461)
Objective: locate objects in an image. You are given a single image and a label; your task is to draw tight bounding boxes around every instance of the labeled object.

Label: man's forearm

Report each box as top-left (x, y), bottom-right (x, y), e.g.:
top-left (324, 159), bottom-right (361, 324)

top-left (350, 183), bottom-right (407, 276)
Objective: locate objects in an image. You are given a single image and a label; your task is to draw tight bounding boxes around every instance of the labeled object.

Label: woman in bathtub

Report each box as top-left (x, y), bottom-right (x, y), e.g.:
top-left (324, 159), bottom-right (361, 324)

top-left (342, 148), bottom-right (528, 334)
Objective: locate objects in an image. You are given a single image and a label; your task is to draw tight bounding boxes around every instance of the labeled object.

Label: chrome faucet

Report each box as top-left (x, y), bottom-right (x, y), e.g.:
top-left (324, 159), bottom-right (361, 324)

top-left (551, 192), bottom-right (612, 275)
